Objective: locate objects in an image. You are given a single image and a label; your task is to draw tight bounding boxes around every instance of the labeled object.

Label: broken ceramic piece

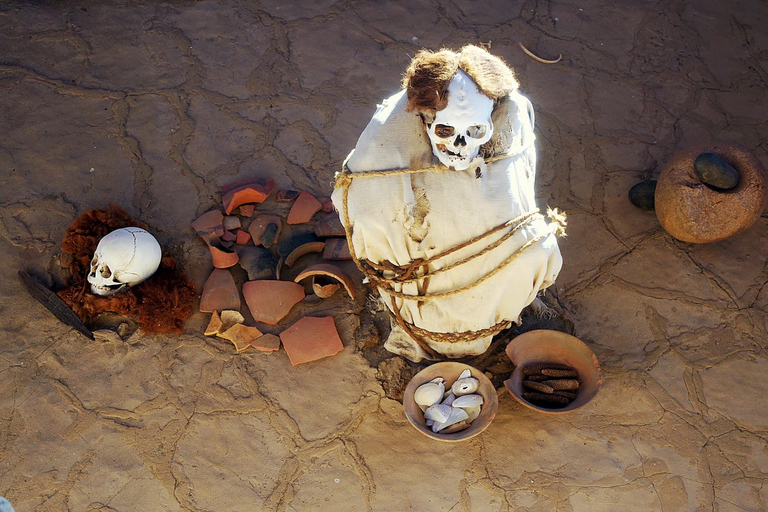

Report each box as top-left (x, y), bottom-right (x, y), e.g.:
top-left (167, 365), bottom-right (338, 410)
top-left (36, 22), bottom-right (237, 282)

top-left (204, 311), bottom-right (223, 336)
top-left (319, 197), bottom-right (334, 213)
top-left (235, 230), bottom-right (251, 245)
top-left (276, 189), bottom-right (300, 202)
top-left (199, 268), bottom-right (241, 313)
top-left (238, 204), bottom-right (254, 217)
top-left (252, 333), bottom-right (281, 352)
top-left (284, 240), bottom-right (325, 267)
top-left (219, 323), bottom-right (263, 352)
top-left (221, 177), bottom-right (275, 214)
top-left (223, 216), bottom-right (242, 231)
top-left (191, 210), bottom-right (224, 241)
top-left (219, 310), bottom-right (245, 332)
top-left (322, 238), bottom-right (352, 261)
top-left (242, 280), bottom-right (305, 325)
top-left (221, 230), bottom-right (237, 242)
top-left (208, 236), bottom-right (240, 268)
top-left (248, 214), bottom-right (282, 248)
top-left (237, 246), bottom-right (276, 280)
top-left (279, 316), bottom-right (344, 365)
top-left (294, 263), bottom-right (356, 300)
top-left (314, 213), bottom-right (346, 237)
top-left (311, 277), bottom-right (340, 298)
top-left (287, 191), bottom-right (322, 224)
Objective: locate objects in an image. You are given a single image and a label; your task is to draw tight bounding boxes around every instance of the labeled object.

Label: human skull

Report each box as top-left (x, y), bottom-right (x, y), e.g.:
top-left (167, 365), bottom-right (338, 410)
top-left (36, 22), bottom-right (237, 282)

top-left (427, 69), bottom-right (494, 171)
top-left (87, 227), bottom-right (162, 296)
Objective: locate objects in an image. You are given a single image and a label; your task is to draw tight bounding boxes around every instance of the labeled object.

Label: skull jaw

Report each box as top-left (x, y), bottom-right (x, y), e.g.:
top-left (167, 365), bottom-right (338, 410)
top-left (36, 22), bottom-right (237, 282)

top-left (89, 282), bottom-right (129, 296)
top-left (432, 142), bottom-right (478, 171)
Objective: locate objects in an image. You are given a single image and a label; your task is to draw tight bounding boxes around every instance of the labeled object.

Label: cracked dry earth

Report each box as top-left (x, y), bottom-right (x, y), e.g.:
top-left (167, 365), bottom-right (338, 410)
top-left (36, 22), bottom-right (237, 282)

top-left (1, 1), bottom-right (768, 511)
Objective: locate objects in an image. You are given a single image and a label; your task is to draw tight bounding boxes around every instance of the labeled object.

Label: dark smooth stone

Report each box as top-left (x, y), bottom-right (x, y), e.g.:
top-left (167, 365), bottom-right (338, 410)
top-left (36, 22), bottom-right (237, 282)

top-left (694, 153), bottom-right (739, 190)
top-left (628, 180), bottom-right (657, 210)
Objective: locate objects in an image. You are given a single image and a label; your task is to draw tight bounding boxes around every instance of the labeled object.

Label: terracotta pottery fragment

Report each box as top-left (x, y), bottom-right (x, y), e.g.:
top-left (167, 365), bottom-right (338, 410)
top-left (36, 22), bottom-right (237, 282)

top-left (323, 238), bottom-right (352, 260)
top-left (208, 237), bottom-right (240, 268)
top-left (279, 316), bottom-right (344, 365)
top-left (221, 230), bottom-right (238, 242)
top-left (219, 309), bottom-right (245, 332)
top-left (204, 311), bottom-right (223, 336)
top-left (235, 230), bottom-right (251, 245)
top-left (191, 210), bottom-right (224, 241)
top-left (278, 232), bottom-right (321, 260)
top-left (319, 197), bottom-right (334, 213)
top-left (248, 214), bottom-right (282, 248)
top-left (287, 191), bottom-right (322, 224)
top-left (276, 189), bottom-right (300, 202)
top-left (199, 268), bottom-right (241, 313)
top-left (312, 277), bottom-right (340, 298)
top-left (252, 333), bottom-right (281, 352)
top-left (294, 263), bottom-right (356, 300)
top-left (285, 241), bottom-right (326, 267)
top-left (314, 213), bottom-right (346, 237)
top-left (223, 215), bottom-right (242, 231)
top-left (242, 280), bottom-right (305, 325)
top-left (219, 323), bottom-right (263, 352)
top-left (221, 177), bottom-right (275, 215)
top-left (238, 246), bottom-right (277, 280)
top-left (238, 204), bottom-right (255, 217)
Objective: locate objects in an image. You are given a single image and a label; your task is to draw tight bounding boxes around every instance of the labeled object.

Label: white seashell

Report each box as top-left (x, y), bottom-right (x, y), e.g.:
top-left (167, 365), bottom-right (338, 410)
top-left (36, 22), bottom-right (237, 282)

top-left (451, 377), bottom-right (479, 396)
top-left (432, 407), bottom-right (470, 433)
top-left (452, 394), bottom-right (484, 408)
top-left (464, 405), bottom-right (482, 423)
top-left (458, 369), bottom-right (472, 380)
top-left (426, 419), bottom-right (434, 427)
top-left (424, 404), bottom-right (451, 423)
top-left (414, 380), bottom-right (445, 408)
top-left (442, 392), bottom-right (456, 407)
top-left (441, 420), bottom-right (471, 434)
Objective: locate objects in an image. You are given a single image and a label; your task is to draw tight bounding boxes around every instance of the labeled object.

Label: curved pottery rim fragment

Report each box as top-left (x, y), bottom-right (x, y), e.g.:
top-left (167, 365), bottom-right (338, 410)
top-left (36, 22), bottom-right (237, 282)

top-left (504, 329), bottom-right (602, 414)
top-left (403, 362), bottom-right (499, 442)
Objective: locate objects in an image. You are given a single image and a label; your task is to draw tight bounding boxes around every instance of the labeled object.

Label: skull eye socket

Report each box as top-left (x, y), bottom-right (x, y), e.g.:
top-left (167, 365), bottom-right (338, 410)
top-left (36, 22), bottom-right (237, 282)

top-left (466, 125), bottom-right (487, 138)
top-left (434, 124), bottom-right (455, 138)
top-left (100, 265), bottom-right (112, 279)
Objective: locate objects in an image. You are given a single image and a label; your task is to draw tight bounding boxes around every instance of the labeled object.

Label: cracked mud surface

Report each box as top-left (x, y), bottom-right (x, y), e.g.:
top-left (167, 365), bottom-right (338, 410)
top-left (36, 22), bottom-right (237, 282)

top-left (2, 1), bottom-right (768, 510)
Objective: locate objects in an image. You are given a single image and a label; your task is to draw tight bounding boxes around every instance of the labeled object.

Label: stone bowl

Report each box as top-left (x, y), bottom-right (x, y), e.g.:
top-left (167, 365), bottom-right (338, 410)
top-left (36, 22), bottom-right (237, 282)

top-left (655, 142), bottom-right (768, 243)
top-left (504, 330), bottom-right (602, 414)
top-left (403, 362), bottom-right (498, 442)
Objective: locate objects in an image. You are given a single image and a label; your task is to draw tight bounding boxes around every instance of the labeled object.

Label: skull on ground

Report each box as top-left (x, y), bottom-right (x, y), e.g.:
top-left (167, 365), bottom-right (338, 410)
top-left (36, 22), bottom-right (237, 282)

top-left (87, 227), bottom-right (162, 296)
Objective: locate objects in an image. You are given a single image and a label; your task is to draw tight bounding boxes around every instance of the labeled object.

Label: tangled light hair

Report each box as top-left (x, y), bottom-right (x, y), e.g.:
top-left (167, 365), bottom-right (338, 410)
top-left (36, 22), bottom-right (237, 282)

top-left (402, 45), bottom-right (518, 116)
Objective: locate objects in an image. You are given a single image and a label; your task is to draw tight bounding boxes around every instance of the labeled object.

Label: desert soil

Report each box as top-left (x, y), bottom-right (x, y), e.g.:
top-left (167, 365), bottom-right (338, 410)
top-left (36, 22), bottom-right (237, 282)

top-left (1, 1), bottom-right (768, 511)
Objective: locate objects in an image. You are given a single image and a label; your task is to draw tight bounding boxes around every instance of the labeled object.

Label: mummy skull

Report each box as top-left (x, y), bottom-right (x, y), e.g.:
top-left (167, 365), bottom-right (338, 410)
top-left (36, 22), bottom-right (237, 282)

top-left (87, 227), bottom-right (162, 296)
top-left (427, 69), bottom-right (494, 171)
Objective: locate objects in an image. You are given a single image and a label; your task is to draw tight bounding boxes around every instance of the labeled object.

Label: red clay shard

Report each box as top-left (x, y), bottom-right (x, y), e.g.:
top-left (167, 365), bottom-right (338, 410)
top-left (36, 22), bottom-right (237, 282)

top-left (323, 238), bottom-right (352, 260)
top-left (199, 268), bottom-right (241, 313)
top-left (280, 316), bottom-right (344, 365)
top-left (221, 177), bottom-right (275, 215)
top-left (242, 280), bottom-right (305, 325)
top-left (191, 210), bottom-right (224, 241)
top-left (287, 191), bottom-right (322, 224)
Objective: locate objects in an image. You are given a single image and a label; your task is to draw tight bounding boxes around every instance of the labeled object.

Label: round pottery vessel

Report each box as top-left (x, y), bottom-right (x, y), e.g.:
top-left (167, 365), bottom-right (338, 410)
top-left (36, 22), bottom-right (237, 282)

top-left (403, 362), bottom-right (498, 442)
top-left (505, 330), bottom-right (602, 414)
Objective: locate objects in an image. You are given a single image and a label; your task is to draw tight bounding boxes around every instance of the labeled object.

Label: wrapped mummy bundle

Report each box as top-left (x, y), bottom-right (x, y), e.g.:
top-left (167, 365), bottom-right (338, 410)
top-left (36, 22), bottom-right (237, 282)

top-left (332, 45), bottom-right (564, 362)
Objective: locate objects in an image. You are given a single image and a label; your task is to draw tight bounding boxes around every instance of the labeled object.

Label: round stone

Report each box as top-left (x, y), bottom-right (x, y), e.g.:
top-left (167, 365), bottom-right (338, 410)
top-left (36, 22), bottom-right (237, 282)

top-left (693, 152), bottom-right (739, 190)
top-left (655, 143), bottom-right (768, 243)
top-left (628, 180), bottom-right (657, 210)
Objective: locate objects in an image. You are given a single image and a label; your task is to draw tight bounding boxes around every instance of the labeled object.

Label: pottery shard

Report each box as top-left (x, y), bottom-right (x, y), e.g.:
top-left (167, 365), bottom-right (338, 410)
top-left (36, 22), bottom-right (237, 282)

top-left (223, 216), bottom-right (242, 231)
top-left (199, 268), bottom-right (241, 313)
top-left (314, 213), bottom-right (346, 237)
top-left (208, 237), bottom-right (240, 268)
top-left (204, 311), bottom-right (223, 336)
top-left (319, 197), bottom-right (334, 213)
top-left (238, 246), bottom-right (277, 280)
top-left (219, 310), bottom-right (245, 332)
top-left (252, 333), bottom-right (281, 352)
top-left (238, 204), bottom-right (255, 217)
top-left (248, 214), bottom-right (282, 248)
top-left (655, 143), bottom-right (768, 243)
top-left (242, 280), bottom-right (305, 325)
top-left (294, 263), bottom-right (356, 300)
top-left (221, 177), bottom-right (275, 215)
top-left (323, 238), bottom-right (352, 260)
top-left (287, 191), bottom-right (322, 224)
top-left (235, 230), bottom-right (252, 245)
top-left (191, 210), bottom-right (224, 241)
top-left (221, 230), bottom-right (238, 242)
top-left (279, 316), bottom-right (344, 365)
top-left (219, 323), bottom-right (263, 352)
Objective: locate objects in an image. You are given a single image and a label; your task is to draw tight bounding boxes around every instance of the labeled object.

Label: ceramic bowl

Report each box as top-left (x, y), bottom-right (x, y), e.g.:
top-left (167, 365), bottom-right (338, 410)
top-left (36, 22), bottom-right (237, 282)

top-left (504, 329), bottom-right (602, 414)
top-left (403, 362), bottom-right (498, 442)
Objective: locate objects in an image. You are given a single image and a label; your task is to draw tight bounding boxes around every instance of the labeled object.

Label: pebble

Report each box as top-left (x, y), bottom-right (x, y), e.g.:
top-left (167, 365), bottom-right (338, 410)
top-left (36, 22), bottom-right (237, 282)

top-left (694, 152), bottom-right (739, 190)
top-left (628, 180), bottom-right (657, 210)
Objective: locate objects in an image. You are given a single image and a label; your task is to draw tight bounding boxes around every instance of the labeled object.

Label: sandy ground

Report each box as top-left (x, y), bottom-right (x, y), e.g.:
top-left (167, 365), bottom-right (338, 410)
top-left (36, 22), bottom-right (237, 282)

top-left (2, 1), bottom-right (768, 511)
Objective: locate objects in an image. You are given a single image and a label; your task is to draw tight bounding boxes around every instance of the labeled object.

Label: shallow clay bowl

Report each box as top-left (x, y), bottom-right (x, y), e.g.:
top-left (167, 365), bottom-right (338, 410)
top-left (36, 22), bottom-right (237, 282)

top-left (403, 362), bottom-right (498, 442)
top-left (504, 330), bottom-right (602, 414)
